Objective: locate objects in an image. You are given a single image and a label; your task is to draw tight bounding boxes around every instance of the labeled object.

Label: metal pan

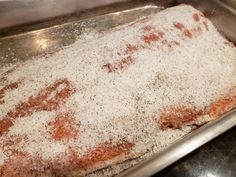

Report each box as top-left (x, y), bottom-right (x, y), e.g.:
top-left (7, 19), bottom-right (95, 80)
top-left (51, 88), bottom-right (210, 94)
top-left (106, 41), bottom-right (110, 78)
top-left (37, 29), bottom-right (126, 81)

top-left (0, 0), bottom-right (235, 176)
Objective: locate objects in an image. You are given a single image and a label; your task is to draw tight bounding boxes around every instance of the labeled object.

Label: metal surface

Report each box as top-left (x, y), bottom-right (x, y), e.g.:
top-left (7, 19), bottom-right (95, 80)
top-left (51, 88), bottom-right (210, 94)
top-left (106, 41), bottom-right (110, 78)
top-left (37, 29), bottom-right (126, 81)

top-left (0, 1), bottom-right (236, 177)
top-left (0, 3), bottom-right (163, 67)
top-left (117, 110), bottom-right (236, 177)
top-left (0, 0), bottom-right (127, 29)
top-left (0, 0), bottom-right (175, 30)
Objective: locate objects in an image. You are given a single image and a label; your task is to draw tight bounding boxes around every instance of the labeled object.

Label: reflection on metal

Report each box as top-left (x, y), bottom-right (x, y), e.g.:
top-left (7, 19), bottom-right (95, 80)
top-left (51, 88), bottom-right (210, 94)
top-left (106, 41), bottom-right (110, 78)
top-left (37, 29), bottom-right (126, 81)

top-left (221, 0), bottom-right (236, 9)
top-left (36, 38), bottom-right (48, 50)
top-left (0, 0), bottom-right (127, 29)
top-left (0, 3), bottom-right (162, 67)
top-left (199, 172), bottom-right (219, 177)
top-left (205, 172), bottom-right (218, 177)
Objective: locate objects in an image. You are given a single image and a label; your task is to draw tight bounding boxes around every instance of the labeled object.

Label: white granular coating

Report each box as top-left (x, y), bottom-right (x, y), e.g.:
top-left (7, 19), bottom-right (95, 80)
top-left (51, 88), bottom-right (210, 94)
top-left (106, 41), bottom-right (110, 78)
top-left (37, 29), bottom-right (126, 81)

top-left (0, 4), bottom-right (236, 176)
top-left (0, 149), bottom-right (5, 166)
top-left (86, 127), bottom-right (193, 177)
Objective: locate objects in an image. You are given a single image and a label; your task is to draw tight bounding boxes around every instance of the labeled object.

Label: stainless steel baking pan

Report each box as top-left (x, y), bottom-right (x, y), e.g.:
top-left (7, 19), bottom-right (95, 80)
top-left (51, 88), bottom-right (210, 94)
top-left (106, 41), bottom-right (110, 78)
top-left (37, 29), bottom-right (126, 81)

top-left (0, 0), bottom-right (235, 176)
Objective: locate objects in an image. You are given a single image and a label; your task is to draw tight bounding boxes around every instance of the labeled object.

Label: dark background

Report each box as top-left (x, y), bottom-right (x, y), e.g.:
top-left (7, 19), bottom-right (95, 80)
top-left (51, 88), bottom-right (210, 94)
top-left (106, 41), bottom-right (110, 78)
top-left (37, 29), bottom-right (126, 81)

top-left (154, 126), bottom-right (236, 177)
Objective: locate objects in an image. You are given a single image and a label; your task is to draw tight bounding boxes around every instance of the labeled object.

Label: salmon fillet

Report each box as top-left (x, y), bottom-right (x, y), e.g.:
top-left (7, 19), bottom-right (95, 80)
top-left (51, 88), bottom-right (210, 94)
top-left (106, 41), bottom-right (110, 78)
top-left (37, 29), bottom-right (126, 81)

top-left (0, 4), bottom-right (236, 177)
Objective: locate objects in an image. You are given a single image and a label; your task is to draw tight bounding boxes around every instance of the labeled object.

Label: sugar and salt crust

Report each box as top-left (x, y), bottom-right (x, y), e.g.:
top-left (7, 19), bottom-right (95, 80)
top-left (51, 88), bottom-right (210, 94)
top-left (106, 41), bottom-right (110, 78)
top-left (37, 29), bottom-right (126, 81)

top-left (0, 4), bottom-right (236, 176)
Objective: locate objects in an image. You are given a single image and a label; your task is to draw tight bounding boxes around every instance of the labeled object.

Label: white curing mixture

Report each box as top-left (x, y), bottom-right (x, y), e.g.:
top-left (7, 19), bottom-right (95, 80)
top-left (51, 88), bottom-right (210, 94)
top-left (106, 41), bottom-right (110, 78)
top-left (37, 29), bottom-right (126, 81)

top-left (0, 4), bottom-right (236, 176)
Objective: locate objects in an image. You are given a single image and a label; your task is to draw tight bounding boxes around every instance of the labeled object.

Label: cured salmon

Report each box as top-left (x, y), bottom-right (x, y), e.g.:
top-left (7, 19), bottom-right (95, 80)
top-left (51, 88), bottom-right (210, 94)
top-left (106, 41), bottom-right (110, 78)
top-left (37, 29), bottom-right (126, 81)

top-left (0, 4), bottom-right (235, 177)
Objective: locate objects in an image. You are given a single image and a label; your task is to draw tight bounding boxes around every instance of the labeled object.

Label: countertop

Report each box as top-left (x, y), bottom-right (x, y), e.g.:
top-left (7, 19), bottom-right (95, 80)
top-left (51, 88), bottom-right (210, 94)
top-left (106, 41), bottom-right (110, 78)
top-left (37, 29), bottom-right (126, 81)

top-left (154, 126), bottom-right (236, 177)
